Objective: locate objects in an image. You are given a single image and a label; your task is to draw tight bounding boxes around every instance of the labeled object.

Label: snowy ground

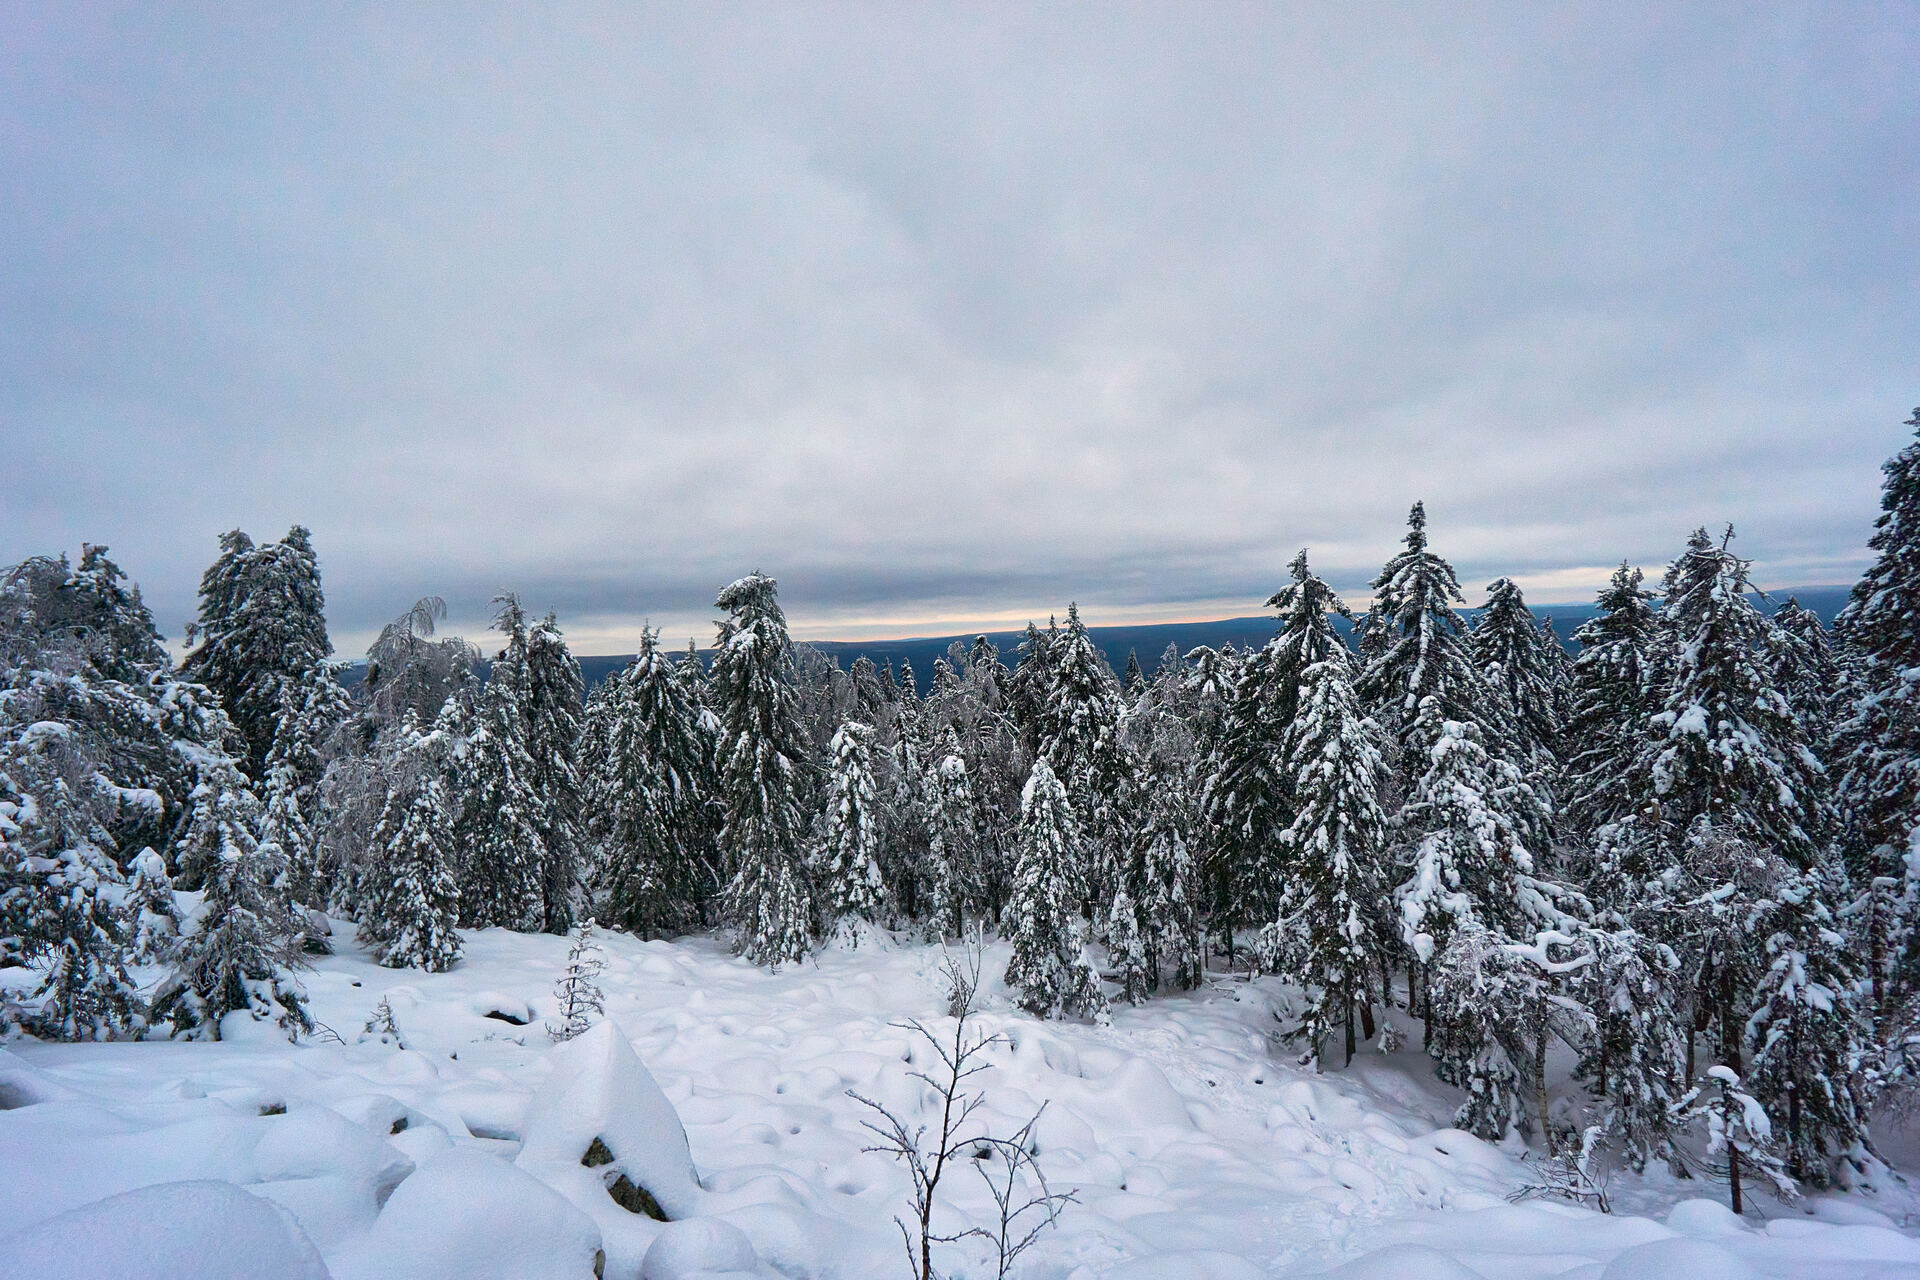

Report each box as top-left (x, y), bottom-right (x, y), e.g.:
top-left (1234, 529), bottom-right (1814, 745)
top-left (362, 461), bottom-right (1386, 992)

top-left (7, 928), bottom-right (1920, 1279)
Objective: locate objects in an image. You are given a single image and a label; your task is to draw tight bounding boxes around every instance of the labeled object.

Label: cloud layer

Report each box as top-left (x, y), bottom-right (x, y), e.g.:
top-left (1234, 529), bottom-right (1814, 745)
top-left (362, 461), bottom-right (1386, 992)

top-left (4, 3), bottom-right (1915, 654)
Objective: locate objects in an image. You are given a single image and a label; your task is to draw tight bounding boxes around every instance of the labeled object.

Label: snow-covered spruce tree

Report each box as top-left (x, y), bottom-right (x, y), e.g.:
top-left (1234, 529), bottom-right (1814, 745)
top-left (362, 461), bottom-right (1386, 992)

top-left (588, 630), bottom-right (717, 938)
top-left (546, 922), bottom-right (607, 1042)
top-left (1034, 603), bottom-right (1135, 909)
top-left (1136, 752), bottom-right (1204, 992)
top-left (1107, 885), bottom-right (1150, 1005)
top-left (923, 746), bottom-right (983, 938)
top-left (526, 612), bottom-right (586, 933)
top-left (125, 846), bottom-right (181, 965)
top-left (1563, 563), bottom-right (1661, 843)
top-left (357, 710), bottom-right (463, 973)
top-left (1641, 528), bottom-right (1831, 870)
top-left (1123, 648), bottom-right (1146, 700)
top-left (1265, 657), bottom-right (1391, 1068)
top-left (1396, 699), bottom-right (1568, 967)
top-left (711, 573), bottom-right (815, 968)
top-left (181, 527), bottom-right (332, 778)
top-left (820, 720), bottom-right (890, 932)
top-left (1471, 577), bottom-right (1564, 781)
top-left (1205, 551), bottom-right (1358, 945)
top-left (1004, 759), bottom-right (1107, 1021)
top-left (1423, 921), bottom-right (1570, 1144)
top-left (260, 662), bottom-right (353, 906)
top-left (1768, 599), bottom-right (1843, 758)
top-left (1742, 861), bottom-right (1872, 1185)
top-left (1831, 414), bottom-right (1920, 1018)
top-left (153, 756), bottom-right (312, 1040)
top-left (1572, 926), bottom-right (1686, 1173)
top-left (1004, 619), bottom-right (1056, 750)
top-left (1357, 503), bottom-right (1483, 757)
top-left (1672, 1067), bottom-right (1797, 1215)
top-left (455, 598), bottom-right (547, 931)
top-left (0, 727), bottom-right (146, 1040)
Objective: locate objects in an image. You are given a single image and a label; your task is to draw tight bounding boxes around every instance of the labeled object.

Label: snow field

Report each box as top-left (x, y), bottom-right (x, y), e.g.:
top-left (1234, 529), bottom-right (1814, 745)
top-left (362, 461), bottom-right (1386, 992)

top-left (6, 926), bottom-right (1920, 1278)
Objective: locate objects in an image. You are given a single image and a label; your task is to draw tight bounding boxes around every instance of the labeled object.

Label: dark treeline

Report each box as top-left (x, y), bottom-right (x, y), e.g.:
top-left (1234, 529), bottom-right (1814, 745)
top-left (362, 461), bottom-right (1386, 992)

top-left (5, 408), bottom-right (1920, 1209)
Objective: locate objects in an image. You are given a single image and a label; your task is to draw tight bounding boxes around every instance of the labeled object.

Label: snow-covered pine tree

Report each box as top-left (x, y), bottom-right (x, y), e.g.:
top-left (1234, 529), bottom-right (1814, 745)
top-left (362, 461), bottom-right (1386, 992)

top-left (546, 922), bottom-right (607, 1042)
top-left (1034, 603), bottom-right (1135, 909)
top-left (1642, 528), bottom-right (1831, 870)
top-left (153, 756), bottom-right (312, 1040)
top-left (1396, 699), bottom-right (1567, 966)
top-left (1107, 885), bottom-right (1150, 1005)
top-left (0, 726), bottom-right (145, 1040)
top-left (1357, 503), bottom-right (1483, 757)
top-left (125, 846), bottom-right (181, 965)
top-left (1004, 759), bottom-right (1107, 1021)
top-left (526, 612), bottom-right (586, 933)
top-left (357, 711), bottom-right (463, 973)
top-left (821, 720), bottom-right (890, 931)
top-left (1672, 1066), bottom-right (1797, 1214)
top-left (1005, 620), bottom-right (1055, 748)
top-left (1266, 657), bottom-right (1391, 1068)
top-left (1471, 577), bottom-right (1564, 780)
top-left (455, 599), bottom-right (547, 931)
top-left (181, 527), bottom-right (333, 778)
top-left (1834, 410), bottom-right (1920, 1015)
top-left (260, 664), bottom-right (352, 906)
top-left (588, 630), bottom-right (716, 937)
top-left (1563, 563), bottom-right (1661, 842)
top-left (1573, 926), bottom-right (1686, 1173)
top-left (924, 747), bottom-right (982, 938)
top-left (711, 573), bottom-right (815, 968)
top-left (1123, 649), bottom-right (1146, 699)
top-left (1767, 599), bottom-right (1842, 757)
top-left (1136, 752), bottom-right (1204, 992)
top-left (1742, 861), bottom-right (1871, 1185)
top-left (1423, 921), bottom-right (1538, 1142)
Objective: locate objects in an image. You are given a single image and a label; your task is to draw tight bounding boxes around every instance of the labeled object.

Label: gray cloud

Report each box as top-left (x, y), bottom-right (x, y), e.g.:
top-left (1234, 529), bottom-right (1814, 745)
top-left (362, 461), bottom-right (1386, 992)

top-left (3, 2), bottom-right (1914, 655)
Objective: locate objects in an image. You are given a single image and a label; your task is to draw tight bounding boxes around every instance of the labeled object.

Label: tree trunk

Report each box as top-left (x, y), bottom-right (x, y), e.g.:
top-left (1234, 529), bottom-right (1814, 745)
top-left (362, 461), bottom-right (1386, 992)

top-left (1718, 958), bottom-right (1742, 1074)
top-left (1728, 1140), bottom-right (1743, 1216)
top-left (1358, 998), bottom-right (1376, 1044)
top-left (1344, 999), bottom-right (1356, 1068)
top-left (1534, 1029), bottom-right (1552, 1155)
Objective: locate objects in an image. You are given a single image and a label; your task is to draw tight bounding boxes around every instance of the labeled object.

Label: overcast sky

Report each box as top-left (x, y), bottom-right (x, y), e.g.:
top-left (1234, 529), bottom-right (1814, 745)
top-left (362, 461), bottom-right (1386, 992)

top-left (3, 3), bottom-right (1915, 655)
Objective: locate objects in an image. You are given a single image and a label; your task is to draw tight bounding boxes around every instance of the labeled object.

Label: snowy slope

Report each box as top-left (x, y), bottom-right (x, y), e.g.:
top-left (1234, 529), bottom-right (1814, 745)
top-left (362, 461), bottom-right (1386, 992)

top-left (5, 927), bottom-right (1920, 1279)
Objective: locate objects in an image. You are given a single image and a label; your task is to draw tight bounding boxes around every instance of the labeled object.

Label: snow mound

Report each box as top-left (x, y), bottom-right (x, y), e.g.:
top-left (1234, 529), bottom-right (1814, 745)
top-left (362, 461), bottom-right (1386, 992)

top-left (1600, 1236), bottom-right (1756, 1280)
top-left (0, 1179), bottom-right (330, 1280)
top-left (516, 1021), bottom-right (703, 1273)
top-left (337, 1148), bottom-right (601, 1280)
top-left (639, 1218), bottom-right (760, 1279)
top-left (1104, 1249), bottom-right (1266, 1279)
top-left (1316, 1243), bottom-right (1487, 1279)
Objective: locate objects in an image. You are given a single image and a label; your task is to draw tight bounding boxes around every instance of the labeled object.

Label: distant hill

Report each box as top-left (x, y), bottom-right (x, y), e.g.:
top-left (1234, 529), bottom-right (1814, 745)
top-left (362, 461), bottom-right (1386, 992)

top-left (559, 583), bottom-right (1852, 691)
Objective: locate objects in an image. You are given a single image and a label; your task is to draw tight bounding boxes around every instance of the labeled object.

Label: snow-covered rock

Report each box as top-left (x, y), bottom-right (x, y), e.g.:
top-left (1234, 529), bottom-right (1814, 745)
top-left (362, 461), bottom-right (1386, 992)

top-left (516, 1020), bottom-right (704, 1274)
top-left (335, 1148), bottom-right (601, 1280)
top-left (639, 1218), bottom-right (760, 1279)
top-left (0, 1180), bottom-right (330, 1280)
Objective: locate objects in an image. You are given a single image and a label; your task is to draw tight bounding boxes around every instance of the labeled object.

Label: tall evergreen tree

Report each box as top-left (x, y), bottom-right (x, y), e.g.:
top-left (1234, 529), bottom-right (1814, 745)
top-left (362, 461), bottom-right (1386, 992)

top-left (181, 527), bottom-right (332, 777)
top-left (526, 612), bottom-right (586, 933)
top-left (1004, 759), bottom-right (1107, 1021)
top-left (1767, 599), bottom-right (1842, 756)
top-left (154, 757), bottom-right (312, 1039)
top-left (1357, 502), bottom-right (1483, 757)
top-left (1265, 658), bottom-right (1391, 1067)
top-left (820, 720), bottom-right (890, 929)
top-left (1034, 603), bottom-right (1134, 906)
top-left (261, 664), bottom-right (353, 906)
top-left (1563, 564), bottom-right (1661, 841)
top-left (358, 710), bottom-right (463, 972)
top-left (588, 630), bottom-right (716, 937)
top-left (1639, 528), bottom-right (1830, 870)
top-left (711, 574), bottom-right (815, 968)
top-left (456, 600), bottom-right (547, 930)
top-left (1123, 649), bottom-right (1146, 699)
top-left (1834, 410), bottom-right (1920, 1013)
top-left (924, 748), bottom-right (982, 937)
top-left (1743, 862), bottom-right (1872, 1184)
top-left (1471, 577), bottom-right (1564, 776)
